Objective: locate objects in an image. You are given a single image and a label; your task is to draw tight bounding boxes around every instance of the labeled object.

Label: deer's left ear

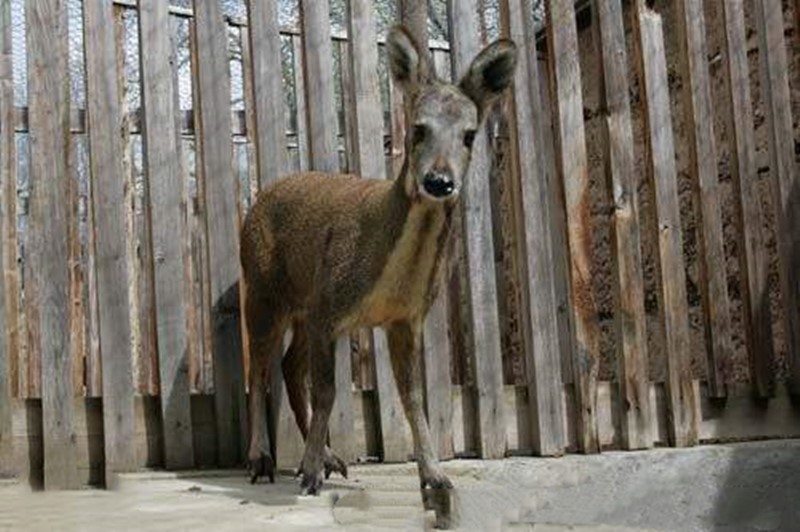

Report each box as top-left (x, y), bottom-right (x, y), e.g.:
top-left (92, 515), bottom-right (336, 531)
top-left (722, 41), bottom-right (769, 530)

top-left (459, 39), bottom-right (518, 118)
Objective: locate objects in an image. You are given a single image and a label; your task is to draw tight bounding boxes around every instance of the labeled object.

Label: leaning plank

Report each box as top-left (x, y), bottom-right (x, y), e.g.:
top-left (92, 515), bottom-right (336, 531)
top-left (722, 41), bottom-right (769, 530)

top-left (752, 0), bottom-right (800, 395)
top-left (500, 0), bottom-right (566, 457)
top-left (192, 0), bottom-right (247, 467)
top-left (27, 0), bottom-right (80, 488)
top-left (594, 0), bottom-right (652, 449)
top-left (674, 0), bottom-right (733, 398)
top-left (299, 0), bottom-right (357, 461)
top-left (447, 0), bottom-right (507, 459)
top-left (83, 0), bottom-right (138, 482)
top-left (138, 0), bottom-right (194, 469)
top-left (719, 0), bottom-right (774, 399)
top-left (632, 5), bottom-right (698, 447)
top-left (347, 0), bottom-right (414, 462)
top-left (545, 0), bottom-right (600, 453)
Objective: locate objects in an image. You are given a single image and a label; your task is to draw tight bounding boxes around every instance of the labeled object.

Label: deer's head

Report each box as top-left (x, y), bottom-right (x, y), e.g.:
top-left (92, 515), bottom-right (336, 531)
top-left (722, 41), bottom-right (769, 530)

top-left (387, 25), bottom-right (518, 202)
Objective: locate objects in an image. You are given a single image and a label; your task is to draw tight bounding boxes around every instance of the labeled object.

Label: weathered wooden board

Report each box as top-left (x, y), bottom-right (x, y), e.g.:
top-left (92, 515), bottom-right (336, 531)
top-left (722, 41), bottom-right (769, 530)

top-left (192, 0), bottom-right (246, 467)
top-left (545, 0), bottom-right (599, 453)
top-left (0, 0), bottom-right (15, 473)
top-left (719, 0), bottom-right (774, 399)
top-left (27, 0), bottom-right (80, 488)
top-left (500, 0), bottom-right (566, 457)
top-left (594, 0), bottom-right (652, 449)
top-left (347, 0), bottom-right (414, 463)
top-left (245, 0), bottom-right (287, 187)
top-left (674, 0), bottom-right (733, 399)
top-left (299, 0), bottom-right (357, 461)
top-left (633, 5), bottom-right (698, 447)
top-left (299, 0), bottom-right (339, 173)
top-left (83, 0), bottom-right (139, 483)
top-left (138, 0), bottom-right (194, 470)
top-left (752, 0), bottom-right (800, 394)
top-left (448, 0), bottom-right (507, 459)
top-left (292, 35), bottom-right (309, 172)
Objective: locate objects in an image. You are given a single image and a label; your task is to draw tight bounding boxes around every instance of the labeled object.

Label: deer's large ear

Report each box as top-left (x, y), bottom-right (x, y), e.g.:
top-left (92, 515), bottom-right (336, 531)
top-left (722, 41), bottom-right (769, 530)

top-left (459, 39), bottom-right (518, 118)
top-left (387, 25), bottom-right (433, 92)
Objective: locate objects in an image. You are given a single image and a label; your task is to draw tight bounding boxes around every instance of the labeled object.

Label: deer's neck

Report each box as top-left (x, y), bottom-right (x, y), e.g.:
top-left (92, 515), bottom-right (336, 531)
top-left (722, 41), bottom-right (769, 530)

top-left (349, 159), bottom-right (455, 327)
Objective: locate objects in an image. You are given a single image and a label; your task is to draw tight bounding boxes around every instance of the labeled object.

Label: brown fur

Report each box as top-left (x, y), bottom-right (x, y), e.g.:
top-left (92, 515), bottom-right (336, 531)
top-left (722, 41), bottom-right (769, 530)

top-left (240, 25), bottom-right (517, 495)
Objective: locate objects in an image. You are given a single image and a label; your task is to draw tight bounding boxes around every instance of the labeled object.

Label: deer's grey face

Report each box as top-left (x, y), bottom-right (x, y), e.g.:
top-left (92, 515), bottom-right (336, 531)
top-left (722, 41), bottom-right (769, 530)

top-left (387, 26), bottom-right (518, 202)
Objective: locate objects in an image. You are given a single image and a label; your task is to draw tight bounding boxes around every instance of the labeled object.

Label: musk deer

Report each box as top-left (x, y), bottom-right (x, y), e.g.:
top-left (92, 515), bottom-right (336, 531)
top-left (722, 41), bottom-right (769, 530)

top-left (240, 24), bottom-right (518, 496)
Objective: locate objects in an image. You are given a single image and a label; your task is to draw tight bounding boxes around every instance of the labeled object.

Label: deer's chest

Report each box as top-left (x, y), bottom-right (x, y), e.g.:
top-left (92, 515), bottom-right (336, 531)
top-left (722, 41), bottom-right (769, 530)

top-left (346, 206), bottom-right (448, 329)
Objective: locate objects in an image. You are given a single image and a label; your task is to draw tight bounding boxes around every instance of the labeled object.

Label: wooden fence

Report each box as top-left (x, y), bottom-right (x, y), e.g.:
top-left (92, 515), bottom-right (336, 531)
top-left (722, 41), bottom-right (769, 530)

top-left (1, 0), bottom-right (799, 489)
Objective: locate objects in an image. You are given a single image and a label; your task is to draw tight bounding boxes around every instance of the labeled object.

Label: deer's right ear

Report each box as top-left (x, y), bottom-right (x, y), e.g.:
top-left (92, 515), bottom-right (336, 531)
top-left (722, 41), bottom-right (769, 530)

top-left (387, 25), bottom-right (432, 92)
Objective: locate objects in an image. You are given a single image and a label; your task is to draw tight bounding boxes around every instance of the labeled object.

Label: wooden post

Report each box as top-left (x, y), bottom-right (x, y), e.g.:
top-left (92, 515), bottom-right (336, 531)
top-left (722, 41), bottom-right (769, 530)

top-left (138, 0), bottom-right (195, 469)
top-left (632, 3), bottom-right (698, 447)
top-left (752, 0), bottom-right (800, 396)
top-left (719, 0), bottom-right (774, 399)
top-left (594, 0), bottom-right (652, 449)
top-left (447, 0), bottom-right (507, 459)
top-left (499, 0), bottom-right (566, 457)
top-left (299, 0), bottom-right (357, 463)
top-left (674, 0), bottom-right (733, 399)
top-left (83, 0), bottom-right (139, 483)
top-left (347, 0), bottom-right (414, 463)
top-left (545, 0), bottom-right (600, 453)
top-left (27, 0), bottom-right (80, 488)
top-left (192, 0), bottom-right (247, 467)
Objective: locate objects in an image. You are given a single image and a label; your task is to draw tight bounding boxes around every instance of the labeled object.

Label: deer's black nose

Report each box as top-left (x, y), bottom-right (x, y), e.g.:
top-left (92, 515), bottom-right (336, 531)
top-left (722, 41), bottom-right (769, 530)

top-left (422, 171), bottom-right (455, 198)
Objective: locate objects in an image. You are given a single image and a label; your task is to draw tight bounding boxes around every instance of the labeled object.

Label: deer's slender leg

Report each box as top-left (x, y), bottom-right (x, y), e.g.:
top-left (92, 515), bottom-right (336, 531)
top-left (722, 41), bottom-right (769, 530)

top-left (246, 295), bottom-right (286, 484)
top-left (387, 320), bottom-right (452, 489)
top-left (283, 321), bottom-right (347, 478)
top-left (297, 322), bottom-right (337, 495)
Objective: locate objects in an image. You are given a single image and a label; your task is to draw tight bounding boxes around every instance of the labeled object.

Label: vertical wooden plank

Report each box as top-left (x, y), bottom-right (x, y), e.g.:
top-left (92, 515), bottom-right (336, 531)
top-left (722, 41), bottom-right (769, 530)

top-left (719, 0), bottom-right (774, 400)
top-left (243, 1), bottom-right (304, 471)
top-left (500, 0), bottom-right (566, 457)
top-left (632, 4), bottom-right (698, 447)
top-left (427, 49), bottom-right (455, 460)
top-left (674, 0), bottom-right (734, 398)
top-left (292, 35), bottom-right (309, 173)
top-left (138, 0), bottom-right (194, 469)
top-left (0, 0), bottom-right (11, 473)
top-left (300, 0), bottom-right (339, 173)
top-left (299, 0), bottom-right (357, 461)
top-left (83, 0), bottom-right (138, 483)
top-left (27, 0), bottom-right (80, 488)
top-left (594, 0), bottom-right (652, 449)
top-left (447, 0), bottom-right (507, 459)
top-left (245, 0), bottom-right (286, 187)
top-left (192, 0), bottom-right (246, 468)
top-left (346, 0), bottom-right (413, 463)
top-left (753, 0), bottom-right (800, 394)
top-left (545, 0), bottom-right (600, 453)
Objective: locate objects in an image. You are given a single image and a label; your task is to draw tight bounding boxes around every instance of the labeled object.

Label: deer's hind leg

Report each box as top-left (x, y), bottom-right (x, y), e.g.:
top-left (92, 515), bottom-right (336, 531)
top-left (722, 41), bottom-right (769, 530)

top-left (245, 289), bottom-right (287, 484)
top-left (282, 321), bottom-right (347, 479)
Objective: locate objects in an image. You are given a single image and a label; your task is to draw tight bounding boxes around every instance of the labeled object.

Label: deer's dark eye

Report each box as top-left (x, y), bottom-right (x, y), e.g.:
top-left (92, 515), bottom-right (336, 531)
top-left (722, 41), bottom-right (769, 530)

top-left (411, 124), bottom-right (429, 146)
top-left (463, 129), bottom-right (477, 149)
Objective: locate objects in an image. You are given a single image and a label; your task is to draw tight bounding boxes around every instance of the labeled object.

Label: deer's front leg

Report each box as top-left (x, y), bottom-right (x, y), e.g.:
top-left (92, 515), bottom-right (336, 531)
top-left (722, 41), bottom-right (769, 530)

top-left (387, 320), bottom-right (452, 489)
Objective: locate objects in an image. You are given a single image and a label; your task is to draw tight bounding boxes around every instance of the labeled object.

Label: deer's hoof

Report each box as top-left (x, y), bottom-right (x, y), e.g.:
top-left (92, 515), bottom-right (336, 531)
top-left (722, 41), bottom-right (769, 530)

top-left (299, 468), bottom-right (325, 496)
top-left (323, 450), bottom-right (348, 479)
top-left (248, 453), bottom-right (275, 484)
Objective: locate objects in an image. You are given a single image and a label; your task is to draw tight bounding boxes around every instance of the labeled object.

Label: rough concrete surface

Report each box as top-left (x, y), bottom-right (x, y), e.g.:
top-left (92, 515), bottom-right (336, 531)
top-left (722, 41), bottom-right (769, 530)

top-left (0, 440), bottom-right (798, 531)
